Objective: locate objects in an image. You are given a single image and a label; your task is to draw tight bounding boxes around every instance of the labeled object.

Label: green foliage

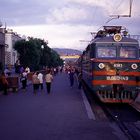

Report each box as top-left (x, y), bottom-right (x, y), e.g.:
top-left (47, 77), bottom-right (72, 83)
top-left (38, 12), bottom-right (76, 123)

top-left (14, 38), bottom-right (63, 71)
top-left (50, 50), bottom-right (63, 67)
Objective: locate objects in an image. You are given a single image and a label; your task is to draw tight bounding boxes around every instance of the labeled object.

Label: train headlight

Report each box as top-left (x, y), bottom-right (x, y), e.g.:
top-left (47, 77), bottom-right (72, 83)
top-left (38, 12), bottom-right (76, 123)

top-left (113, 33), bottom-right (122, 42)
top-left (131, 63), bottom-right (138, 69)
top-left (98, 63), bottom-right (105, 69)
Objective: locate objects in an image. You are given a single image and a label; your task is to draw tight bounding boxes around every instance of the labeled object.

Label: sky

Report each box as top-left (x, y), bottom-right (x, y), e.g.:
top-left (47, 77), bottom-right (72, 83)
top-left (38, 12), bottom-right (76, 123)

top-left (0, 0), bottom-right (140, 50)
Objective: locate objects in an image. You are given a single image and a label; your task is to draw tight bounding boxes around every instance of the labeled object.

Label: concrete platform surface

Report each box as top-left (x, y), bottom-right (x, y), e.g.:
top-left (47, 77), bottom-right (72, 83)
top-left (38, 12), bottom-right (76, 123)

top-left (130, 92), bottom-right (140, 112)
top-left (0, 73), bottom-right (128, 140)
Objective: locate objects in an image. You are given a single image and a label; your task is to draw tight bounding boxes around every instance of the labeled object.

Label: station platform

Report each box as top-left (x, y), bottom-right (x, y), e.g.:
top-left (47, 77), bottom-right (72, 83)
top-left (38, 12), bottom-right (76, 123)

top-left (130, 92), bottom-right (140, 112)
top-left (0, 73), bottom-right (129, 140)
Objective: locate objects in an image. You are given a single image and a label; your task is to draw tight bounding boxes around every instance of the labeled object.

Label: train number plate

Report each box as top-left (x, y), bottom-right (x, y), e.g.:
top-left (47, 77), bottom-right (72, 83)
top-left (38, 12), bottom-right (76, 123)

top-left (106, 76), bottom-right (129, 80)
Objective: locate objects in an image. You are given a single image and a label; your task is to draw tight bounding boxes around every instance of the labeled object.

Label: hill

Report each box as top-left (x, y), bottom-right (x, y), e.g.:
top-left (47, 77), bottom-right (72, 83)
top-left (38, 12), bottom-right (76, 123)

top-left (53, 48), bottom-right (82, 56)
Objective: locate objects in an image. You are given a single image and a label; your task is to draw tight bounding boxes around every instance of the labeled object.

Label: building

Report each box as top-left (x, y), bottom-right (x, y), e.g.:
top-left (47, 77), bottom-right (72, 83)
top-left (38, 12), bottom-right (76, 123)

top-left (0, 26), bottom-right (22, 71)
top-left (5, 29), bottom-right (22, 66)
top-left (0, 27), bottom-right (6, 71)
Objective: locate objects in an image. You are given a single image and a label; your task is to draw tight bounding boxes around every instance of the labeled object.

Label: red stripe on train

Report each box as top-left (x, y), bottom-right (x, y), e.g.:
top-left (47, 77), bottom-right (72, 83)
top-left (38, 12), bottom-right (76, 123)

top-left (92, 80), bottom-right (138, 86)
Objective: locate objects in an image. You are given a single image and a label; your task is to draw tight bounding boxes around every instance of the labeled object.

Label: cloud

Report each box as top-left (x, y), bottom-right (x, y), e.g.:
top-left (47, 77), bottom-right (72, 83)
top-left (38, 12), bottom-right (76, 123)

top-left (67, 0), bottom-right (139, 17)
top-left (0, 0), bottom-right (107, 26)
top-left (45, 0), bottom-right (140, 26)
top-left (10, 24), bottom-right (96, 50)
top-left (46, 6), bottom-right (91, 24)
top-left (1, 0), bottom-right (139, 27)
top-left (0, 0), bottom-right (61, 25)
top-left (1, 0), bottom-right (140, 51)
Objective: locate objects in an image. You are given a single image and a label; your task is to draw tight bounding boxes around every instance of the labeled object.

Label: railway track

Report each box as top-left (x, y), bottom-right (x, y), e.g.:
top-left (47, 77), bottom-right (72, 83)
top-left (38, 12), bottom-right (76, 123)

top-left (103, 104), bottom-right (140, 140)
top-left (82, 82), bottom-right (140, 140)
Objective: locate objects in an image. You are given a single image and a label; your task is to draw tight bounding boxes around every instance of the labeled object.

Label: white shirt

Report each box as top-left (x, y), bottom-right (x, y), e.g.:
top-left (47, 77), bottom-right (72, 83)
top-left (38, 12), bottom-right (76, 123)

top-left (25, 67), bottom-right (30, 73)
top-left (38, 73), bottom-right (43, 83)
top-left (22, 72), bottom-right (27, 77)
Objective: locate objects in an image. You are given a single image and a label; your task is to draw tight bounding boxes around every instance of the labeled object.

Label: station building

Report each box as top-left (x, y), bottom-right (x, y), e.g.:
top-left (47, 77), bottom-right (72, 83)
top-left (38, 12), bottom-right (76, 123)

top-left (0, 27), bottom-right (22, 72)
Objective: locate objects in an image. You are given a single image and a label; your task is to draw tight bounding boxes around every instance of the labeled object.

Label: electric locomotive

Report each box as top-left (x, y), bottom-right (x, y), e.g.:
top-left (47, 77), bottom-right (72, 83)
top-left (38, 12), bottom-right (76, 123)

top-left (81, 26), bottom-right (140, 103)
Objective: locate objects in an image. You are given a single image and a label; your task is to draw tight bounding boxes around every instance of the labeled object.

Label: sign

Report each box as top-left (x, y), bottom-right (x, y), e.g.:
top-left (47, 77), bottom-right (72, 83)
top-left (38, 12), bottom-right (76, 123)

top-left (113, 63), bottom-right (123, 68)
top-left (106, 76), bottom-right (129, 81)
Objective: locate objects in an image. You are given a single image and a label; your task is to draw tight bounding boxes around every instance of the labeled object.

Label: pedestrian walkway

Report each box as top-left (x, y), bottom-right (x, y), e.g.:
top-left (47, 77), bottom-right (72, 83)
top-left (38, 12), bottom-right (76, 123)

top-left (0, 73), bottom-right (127, 140)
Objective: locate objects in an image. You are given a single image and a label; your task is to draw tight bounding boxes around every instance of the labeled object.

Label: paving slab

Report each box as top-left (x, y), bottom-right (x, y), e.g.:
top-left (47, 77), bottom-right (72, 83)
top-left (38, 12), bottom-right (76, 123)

top-left (0, 73), bottom-right (128, 140)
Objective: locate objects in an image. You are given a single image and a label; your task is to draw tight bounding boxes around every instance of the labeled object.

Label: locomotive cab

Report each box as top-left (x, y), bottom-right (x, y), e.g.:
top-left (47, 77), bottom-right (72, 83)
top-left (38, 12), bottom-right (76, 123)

top-left (82, 26), bottom-right (140, 103)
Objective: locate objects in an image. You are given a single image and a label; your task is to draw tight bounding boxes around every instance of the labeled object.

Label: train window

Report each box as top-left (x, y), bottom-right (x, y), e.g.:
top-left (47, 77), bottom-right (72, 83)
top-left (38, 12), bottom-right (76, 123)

top-left (119, 47), bottom-right (137, 58)
top-left (97, 46), bottom-right (116, 58)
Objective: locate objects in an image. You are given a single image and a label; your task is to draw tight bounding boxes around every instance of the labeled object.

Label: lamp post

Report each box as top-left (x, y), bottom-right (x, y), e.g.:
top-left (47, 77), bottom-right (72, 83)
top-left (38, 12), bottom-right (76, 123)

top-left (41, 45), bottom-right (44, 69)
top-left (41, 45), bottom-right (44, 50)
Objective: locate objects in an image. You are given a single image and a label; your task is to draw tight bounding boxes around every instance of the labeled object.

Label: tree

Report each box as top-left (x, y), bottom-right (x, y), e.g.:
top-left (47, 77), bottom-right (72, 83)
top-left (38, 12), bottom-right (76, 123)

top-left (49, 50), bottom-right (63, 67)
top-left (14, 39), bottom-right (40, 70)
top-left (14, 38), bottom-right (63, 71)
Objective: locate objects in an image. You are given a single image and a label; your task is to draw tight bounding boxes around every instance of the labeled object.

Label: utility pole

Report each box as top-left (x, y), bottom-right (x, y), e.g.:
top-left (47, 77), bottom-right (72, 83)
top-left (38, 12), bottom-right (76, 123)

top-left (106, 0), bottom-right (133, 24)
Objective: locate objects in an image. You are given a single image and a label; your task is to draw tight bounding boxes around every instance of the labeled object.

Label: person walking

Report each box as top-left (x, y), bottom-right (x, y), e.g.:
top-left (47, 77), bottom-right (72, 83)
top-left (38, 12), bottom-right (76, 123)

top-left (32, 72), bottom-right (40, 94)
top-left (45, 70), bottom-right (53, 94)
top-left (25, 66), bottom-right (30, 74)
top-left (68, 69), bottom-right (75, 87)
top-left (20, 66), bottom-right (24, 74)
top-left (1, 72), bottom-right (9, 95)
top-left (38, 72), bottom-right (43, 90)
top-left (20, 70), bottom-right (27, 89)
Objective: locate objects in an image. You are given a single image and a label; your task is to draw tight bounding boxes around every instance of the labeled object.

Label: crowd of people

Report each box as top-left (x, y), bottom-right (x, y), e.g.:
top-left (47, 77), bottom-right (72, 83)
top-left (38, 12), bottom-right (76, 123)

top-left (32, 70), bottom-right (53, 94)
top-left (19, 67), bottom-right (54, 94)
top-left (67, 67), bottom-right (82, 89)
top-left (0, 65), bottom-right (82, 96)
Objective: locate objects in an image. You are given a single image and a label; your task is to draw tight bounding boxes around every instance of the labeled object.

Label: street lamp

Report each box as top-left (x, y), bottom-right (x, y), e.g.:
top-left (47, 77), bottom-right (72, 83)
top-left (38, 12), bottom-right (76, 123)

top-left (41, 45), bottom-right (44, 49)
top-left (41, 45), bottom-right (44, 69)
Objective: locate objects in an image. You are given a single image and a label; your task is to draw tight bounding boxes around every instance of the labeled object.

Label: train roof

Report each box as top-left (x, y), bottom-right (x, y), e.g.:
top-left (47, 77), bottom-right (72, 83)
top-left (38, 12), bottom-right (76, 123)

top-left (103, 26), bottom-right (122, 34)
top-left (91, 36), bottom-right (139, 45)
top-left (90, 26), bottom-right (139, 45)
top-left (94, 26), bottom-right (126, 36)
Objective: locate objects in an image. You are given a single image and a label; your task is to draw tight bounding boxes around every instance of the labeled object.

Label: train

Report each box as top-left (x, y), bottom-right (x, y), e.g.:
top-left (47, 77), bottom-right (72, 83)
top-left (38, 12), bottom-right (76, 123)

top-left (77, 26), bottom-right (140, 103)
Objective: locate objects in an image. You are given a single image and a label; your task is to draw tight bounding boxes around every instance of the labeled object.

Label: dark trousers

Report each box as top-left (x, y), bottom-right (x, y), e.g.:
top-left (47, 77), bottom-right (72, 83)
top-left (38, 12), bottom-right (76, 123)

top-left (46, 82), bottom-right (51, 93)
top-left (21, 80), bottom-right (27, 89)
top-left (39, 83), bottom-right (43, 90)
top-left (78, 81), bottom-right (82, 89)
top-left (33, 84), bottom-right (39, 93)
top-left (70, 78), bottom-right (74, 87)
top-left (3, 84), bottom-right (8, 95)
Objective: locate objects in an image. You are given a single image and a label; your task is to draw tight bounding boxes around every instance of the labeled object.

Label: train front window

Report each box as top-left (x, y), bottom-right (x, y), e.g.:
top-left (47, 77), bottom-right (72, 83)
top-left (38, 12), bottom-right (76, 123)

top-left (119, 47), bottom-right (137, 58)
top-left (97, 46), bottom-right (116, 58)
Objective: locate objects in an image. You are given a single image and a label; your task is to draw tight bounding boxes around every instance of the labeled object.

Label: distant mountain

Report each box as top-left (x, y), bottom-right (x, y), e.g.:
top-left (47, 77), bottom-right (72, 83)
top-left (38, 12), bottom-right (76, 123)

top-left (53, 48), bottom-right (82, 56)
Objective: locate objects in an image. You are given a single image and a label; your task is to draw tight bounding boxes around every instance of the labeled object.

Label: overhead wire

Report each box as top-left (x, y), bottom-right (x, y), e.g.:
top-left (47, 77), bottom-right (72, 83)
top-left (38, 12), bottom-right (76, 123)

top-left (105, 0), bottom-right (133, 24)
